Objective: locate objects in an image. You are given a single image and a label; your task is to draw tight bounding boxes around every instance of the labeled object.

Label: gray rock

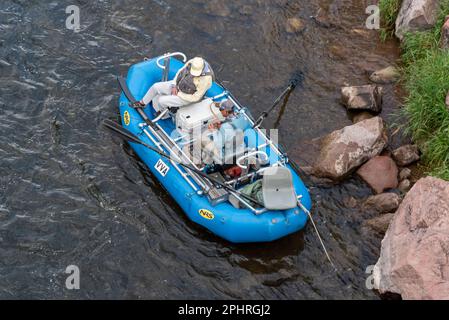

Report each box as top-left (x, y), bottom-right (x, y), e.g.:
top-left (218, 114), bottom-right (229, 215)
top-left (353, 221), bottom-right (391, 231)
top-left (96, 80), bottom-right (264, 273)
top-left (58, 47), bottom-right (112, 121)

top-left (313, 117), bottom-right (388, 180)
top-left (399, 168), bottom-right (412, 181)
top-left (398, 179), bottom-right (411, 193)
top-left (373, 177), bottom-right (449, 299)
top-left (363, 193), bottom-right (401, 214)
top-left (369, 66), bottom-right (400, 84)
top-left (364, 213), bottom-right (395, 234)
top-left (341, 85), bottom-right (383, 113)
top-left (395, 0), bottom-right (440, 40)
top-left (392, 144), bottom-right (420, 166)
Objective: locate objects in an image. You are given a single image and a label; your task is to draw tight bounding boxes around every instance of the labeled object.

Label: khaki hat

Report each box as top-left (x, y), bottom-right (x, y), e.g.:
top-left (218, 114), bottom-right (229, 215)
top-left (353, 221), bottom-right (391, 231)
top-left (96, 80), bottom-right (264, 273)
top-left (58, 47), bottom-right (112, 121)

top-left (189, 57), bottom-right (205, 76)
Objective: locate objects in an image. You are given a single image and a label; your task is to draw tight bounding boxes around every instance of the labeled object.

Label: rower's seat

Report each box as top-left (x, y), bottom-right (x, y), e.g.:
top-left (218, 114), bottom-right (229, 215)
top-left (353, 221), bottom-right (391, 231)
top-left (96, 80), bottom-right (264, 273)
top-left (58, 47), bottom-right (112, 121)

top-left (262, 167), bottom-right (297, 210)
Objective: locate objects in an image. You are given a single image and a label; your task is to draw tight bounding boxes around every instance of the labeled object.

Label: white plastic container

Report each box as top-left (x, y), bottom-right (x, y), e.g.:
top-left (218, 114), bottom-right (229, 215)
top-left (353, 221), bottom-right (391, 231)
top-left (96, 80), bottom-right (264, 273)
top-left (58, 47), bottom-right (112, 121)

top-left (175, 98), bottom-right (221, 133)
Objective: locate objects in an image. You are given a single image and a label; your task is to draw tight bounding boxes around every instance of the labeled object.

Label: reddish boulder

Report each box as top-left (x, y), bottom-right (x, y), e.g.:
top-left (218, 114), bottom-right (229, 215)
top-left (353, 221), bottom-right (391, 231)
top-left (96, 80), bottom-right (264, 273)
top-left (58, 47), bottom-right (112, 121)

top-left (357, 156), bottom-right (398, 194)
top-left (373, 177), bottom-right (449, 299)
top-left (313, 117), bottom-right (388, 180)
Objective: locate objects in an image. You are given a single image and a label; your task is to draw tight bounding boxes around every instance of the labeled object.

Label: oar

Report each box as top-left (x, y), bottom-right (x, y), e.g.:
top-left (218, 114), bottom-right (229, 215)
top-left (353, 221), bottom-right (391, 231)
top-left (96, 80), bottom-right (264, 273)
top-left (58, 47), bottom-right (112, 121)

top-left (252, 72), bottom-right (304, 129)
top-left (102, 119), bottom-right (265, 207)
top-left (117, 76), bottom-right (159, 131)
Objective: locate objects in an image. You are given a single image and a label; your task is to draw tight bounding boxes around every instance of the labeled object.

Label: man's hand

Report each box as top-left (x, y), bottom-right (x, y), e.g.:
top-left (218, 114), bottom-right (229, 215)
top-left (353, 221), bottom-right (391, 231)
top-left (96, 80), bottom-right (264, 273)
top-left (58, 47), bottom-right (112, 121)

top-left (131, 101), bottom-right (145, 108)
top-left (171, 86), bottom-right (178, 95)
top-left (208, 121), bottom-right (221, 130)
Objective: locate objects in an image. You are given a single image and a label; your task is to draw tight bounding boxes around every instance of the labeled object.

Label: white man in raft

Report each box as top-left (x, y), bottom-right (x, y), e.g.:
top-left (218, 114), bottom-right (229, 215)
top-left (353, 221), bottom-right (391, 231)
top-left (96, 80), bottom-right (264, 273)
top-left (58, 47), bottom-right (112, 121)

top-left (133, 57), bottom-right (215, 117)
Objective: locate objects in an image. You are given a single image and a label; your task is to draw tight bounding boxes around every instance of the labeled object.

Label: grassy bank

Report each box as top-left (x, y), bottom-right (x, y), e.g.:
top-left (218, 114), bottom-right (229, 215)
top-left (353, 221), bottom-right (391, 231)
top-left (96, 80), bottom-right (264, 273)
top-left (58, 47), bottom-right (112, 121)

top-left (380, 0), bottom-right (449, 180)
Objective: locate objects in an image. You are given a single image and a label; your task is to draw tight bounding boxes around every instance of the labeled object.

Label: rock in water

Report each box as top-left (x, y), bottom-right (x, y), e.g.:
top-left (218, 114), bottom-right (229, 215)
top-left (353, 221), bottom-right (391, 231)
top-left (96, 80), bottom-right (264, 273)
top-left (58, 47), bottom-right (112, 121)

top-left (395, 0), bottom-right (440, 40)
top-left (398, 179), bottom-right (411, 193)
top-left (364, 213), bottom-right (395, 234)
top-left (352, 111), bottom-right (374, 123)
top-left (205, 0), bottom-right (231, 17)
top-left (363, 193), bottom-right (401, 214)
top-left (392, 144), bottom-right (420, 166)
top-left (357, 156), bottom-right (399, 194)
top-left (341, 85), bottom-right (383, 113)
top-left (373, 177), bottom-right (449, 299)
top-left (313, 117), bottom-right (388, 180)
top-left (286, 17), bottom-right (306, 33)
top-left (440, 16), bottom-right (449, 49)
top-left (399, 167), bottom-right (412, 181)
top-left (369, 66), bottom-right (400, 84)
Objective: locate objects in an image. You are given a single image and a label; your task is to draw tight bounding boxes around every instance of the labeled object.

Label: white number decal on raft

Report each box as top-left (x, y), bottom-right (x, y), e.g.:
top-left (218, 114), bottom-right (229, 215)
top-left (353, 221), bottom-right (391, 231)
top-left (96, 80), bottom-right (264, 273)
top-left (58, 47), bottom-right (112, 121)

top-left (155, 159), bottom-right (169, 177)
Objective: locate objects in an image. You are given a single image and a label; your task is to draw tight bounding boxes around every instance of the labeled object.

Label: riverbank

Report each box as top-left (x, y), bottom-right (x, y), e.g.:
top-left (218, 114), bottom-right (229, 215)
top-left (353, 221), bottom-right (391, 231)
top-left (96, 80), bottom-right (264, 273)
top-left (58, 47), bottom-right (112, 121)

top-left (380, 0), bottom-right (449, 179)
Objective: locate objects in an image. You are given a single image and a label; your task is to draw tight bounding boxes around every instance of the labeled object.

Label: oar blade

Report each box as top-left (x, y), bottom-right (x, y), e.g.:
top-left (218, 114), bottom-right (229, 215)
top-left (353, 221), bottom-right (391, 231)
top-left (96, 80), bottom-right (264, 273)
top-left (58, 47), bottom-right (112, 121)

top-left (117, 76), bottom-right (138, 105)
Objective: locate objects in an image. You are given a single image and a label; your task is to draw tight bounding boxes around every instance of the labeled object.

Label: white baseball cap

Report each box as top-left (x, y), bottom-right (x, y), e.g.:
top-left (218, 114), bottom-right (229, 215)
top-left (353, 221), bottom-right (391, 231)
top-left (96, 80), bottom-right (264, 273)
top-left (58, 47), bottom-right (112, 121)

top-left (190, 57), bottom-right (205, 76)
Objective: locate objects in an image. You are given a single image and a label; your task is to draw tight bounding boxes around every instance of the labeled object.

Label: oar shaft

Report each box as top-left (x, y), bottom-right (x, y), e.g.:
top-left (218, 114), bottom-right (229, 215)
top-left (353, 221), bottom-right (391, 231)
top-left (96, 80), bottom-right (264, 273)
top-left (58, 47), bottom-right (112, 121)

top-left (103, 120), bottom-right (265, 207)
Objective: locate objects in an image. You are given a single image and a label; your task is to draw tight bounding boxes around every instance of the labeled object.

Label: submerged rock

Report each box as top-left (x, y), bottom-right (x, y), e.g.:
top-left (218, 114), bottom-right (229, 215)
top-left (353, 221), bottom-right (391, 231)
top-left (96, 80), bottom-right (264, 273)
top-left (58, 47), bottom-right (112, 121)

top-left (369, 66), bottom-right (400, 84)
top-left (363, 193), bottom-right (401, 214)
top-left (357, 156), bottom-right (399, 194)
top-left (205, 0), bottom-right (231, 17)
top-left (440, 15), bottom-right (449, 49)
top-left (392, 144), bottom-right (420, 166)
top-left (373, 177), bottom-right (449, 299)
top-left (238, 5), bottom-right (252, 16)
top-left (286, 17), bottom-right (306, 33)
top-left (311, 8), bottom-right (336, 28)
top-left (313, 117), bottom-right (388, 180)
top-left (364, 213), bottom-right (395, 234)
top-left (395, 0), bottom-right (440, 40)
top-left (341, 85), bottom-right (383, 113)
top-left (352, 111), bottom-right (374, 124)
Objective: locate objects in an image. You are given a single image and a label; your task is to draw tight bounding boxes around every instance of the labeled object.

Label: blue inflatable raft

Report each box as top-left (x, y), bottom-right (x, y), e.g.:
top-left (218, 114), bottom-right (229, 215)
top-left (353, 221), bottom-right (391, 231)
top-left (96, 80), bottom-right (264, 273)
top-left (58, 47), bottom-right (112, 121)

top-left (117, 52), bottom-right (311, 243)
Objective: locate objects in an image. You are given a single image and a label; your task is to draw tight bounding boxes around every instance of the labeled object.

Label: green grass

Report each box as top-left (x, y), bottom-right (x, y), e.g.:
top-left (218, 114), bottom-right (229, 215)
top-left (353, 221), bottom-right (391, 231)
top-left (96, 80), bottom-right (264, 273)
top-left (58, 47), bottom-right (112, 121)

top-left (379, 0), bottom-right (401, 41)
top-left (379, 0), bottom-right (449, 180)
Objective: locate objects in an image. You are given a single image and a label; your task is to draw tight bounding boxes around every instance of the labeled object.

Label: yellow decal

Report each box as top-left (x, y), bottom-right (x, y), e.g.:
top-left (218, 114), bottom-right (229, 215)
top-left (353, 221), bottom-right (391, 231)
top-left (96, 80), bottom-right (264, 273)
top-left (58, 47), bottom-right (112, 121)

top-left (123, 111), bottom-right (130, 126)
top-left (199, 209), bottom-right (214, 220)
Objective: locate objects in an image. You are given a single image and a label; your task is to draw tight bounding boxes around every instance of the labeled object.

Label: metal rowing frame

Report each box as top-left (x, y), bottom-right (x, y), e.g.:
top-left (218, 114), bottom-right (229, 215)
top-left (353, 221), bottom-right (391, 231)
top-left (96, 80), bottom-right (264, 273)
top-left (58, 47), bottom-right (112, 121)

top-left (142, 52), bottom-right (290, 215)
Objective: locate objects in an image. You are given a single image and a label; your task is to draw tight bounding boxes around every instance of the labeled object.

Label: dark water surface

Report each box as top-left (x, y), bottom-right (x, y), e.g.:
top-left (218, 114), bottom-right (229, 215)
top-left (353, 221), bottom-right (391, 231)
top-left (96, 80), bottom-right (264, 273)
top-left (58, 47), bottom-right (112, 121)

top-left (0, 0), bottom-right (403, 299)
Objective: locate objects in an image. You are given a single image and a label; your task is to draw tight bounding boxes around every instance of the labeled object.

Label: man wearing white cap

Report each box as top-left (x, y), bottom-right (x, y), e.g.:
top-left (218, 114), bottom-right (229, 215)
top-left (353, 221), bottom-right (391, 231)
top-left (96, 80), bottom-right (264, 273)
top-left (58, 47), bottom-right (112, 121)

top-left (134, 57), bottom-right (214, 114)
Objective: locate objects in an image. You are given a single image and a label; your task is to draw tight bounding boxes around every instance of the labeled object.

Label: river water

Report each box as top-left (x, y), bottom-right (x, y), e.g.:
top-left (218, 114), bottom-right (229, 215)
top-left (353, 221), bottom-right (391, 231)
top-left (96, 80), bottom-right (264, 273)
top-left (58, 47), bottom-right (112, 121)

top-left (0, 0), bottom-right (404, 299)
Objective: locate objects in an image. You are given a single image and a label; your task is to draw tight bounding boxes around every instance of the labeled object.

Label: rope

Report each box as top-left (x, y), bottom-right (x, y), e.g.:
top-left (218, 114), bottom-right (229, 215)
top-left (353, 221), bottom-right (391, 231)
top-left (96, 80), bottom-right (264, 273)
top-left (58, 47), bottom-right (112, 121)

top-left (297, 200), bottom-right (337, 271)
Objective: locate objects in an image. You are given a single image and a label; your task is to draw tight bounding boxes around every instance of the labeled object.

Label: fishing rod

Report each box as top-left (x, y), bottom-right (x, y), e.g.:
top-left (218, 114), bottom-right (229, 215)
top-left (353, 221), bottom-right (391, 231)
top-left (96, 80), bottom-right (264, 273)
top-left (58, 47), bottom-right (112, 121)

top-left (102, 119), bottom-right (265, 208)
top-left (252, 72), bottom-right (304, 129)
